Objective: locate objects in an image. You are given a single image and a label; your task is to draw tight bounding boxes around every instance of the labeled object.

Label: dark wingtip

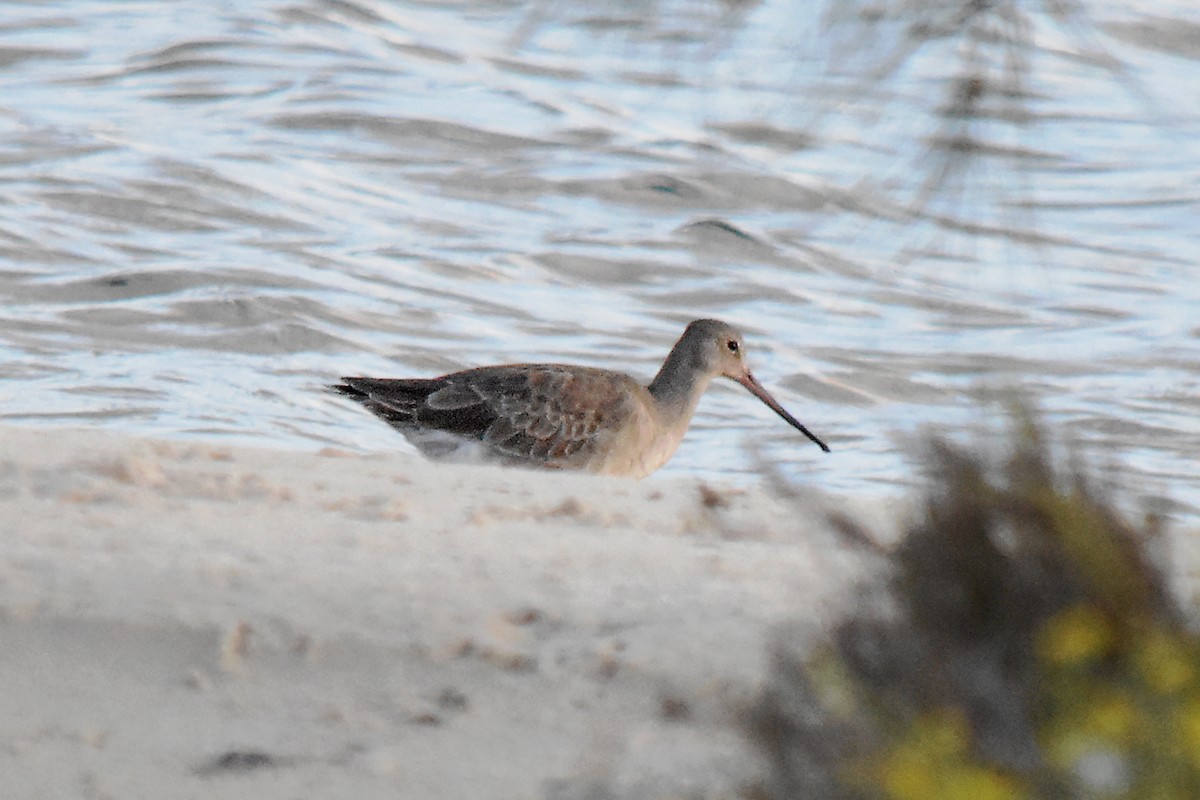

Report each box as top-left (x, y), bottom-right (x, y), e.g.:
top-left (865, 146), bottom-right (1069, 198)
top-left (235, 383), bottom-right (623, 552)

top-left (328, 379), bottom-right (366, 398)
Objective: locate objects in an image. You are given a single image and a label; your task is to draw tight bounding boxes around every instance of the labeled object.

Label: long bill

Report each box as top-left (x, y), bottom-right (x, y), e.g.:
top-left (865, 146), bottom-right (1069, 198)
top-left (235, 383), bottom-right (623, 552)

top-left (736, 372), bottom-right (830, 453)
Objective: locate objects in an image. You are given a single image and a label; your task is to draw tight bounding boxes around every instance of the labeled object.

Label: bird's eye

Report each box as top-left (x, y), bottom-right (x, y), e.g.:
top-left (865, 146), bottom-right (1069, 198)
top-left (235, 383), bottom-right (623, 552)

top-left (726, 339), bottom-right (740, 354)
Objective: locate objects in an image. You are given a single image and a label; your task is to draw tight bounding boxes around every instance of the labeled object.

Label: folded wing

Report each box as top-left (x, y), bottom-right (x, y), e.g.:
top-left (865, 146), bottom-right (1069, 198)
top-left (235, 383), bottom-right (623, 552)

top-left (331, 365), bottom-right (639, 468)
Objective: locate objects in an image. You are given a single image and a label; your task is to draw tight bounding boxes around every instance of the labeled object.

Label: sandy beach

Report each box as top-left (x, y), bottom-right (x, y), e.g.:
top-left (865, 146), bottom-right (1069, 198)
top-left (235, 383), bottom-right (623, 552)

top-left (0, 426), bottom-right (901, 799)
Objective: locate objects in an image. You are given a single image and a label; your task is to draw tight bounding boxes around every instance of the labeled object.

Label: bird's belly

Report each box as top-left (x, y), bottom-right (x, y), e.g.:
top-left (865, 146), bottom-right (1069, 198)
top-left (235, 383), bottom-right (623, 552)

top-left (399, 406), bottom-right (686, 479)
top-left (399, 428), bottom-right (496, 465)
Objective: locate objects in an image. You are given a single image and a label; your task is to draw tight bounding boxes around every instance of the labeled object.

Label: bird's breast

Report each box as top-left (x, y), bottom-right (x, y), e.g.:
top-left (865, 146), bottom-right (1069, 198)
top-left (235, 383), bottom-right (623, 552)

top-left (586, 402), bottom-right (691, 479)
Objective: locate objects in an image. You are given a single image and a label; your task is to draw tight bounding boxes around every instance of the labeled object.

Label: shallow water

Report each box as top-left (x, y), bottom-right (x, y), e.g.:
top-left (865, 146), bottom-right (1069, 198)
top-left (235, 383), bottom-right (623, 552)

top-left (1, 0), bottom-right (1197, 516)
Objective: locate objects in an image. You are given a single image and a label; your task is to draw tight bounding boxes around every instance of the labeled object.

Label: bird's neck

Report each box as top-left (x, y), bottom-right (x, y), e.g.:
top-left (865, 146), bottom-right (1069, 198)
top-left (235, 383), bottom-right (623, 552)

top-left (648, 346), bottom-right (711, 423)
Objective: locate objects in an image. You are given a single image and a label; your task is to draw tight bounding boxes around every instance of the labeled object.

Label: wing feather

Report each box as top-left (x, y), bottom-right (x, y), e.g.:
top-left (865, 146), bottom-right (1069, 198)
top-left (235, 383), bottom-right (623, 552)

top-left (467, 365), bottom-right (639, 466)
top-left (334, 364), bottom-right (643, 469)
top-left (425, 382), bottom-right (485, 411)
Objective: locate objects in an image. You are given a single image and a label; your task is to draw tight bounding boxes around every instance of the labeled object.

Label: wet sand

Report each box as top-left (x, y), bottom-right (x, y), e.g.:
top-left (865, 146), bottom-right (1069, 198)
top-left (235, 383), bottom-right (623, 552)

top-left (0, 426), bottom-right (899, 798)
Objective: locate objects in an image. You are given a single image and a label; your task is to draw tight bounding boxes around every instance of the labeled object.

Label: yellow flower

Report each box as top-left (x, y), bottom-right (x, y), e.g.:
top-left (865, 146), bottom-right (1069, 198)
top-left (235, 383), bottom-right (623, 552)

top-left (872, 709), bottom-right (1023, 800)
top-left (1084, 692), bottom-right (1139, 743)
top-left (1135, 629), bottom-right (1196, 694)
top-left (1175, 697), bottom-right (1200, 769)
top-left (878, 709), bottom-right (969, 800)
top-left (1037, 605), bottom-right (1114, 667)
top-left (939, 768), bottom-right (1023, 800)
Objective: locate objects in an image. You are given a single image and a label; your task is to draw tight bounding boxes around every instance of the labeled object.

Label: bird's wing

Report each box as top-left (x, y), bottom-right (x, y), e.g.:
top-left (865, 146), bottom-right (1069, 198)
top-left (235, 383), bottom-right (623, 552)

top-left (331, 376), bottom-right (490, 436)
top-left (458, 365), bottom-right (641, 465)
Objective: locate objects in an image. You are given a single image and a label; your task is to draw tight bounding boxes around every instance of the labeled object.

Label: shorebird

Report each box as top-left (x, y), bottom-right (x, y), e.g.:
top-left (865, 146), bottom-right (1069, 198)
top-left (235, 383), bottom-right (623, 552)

top-left (331, 318), bottom-right (829, 478)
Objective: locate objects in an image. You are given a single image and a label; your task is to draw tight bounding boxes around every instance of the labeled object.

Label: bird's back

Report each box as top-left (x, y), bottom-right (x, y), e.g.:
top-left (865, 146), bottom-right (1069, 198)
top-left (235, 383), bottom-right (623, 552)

top-left (332, 364), bottom-right (651, 472)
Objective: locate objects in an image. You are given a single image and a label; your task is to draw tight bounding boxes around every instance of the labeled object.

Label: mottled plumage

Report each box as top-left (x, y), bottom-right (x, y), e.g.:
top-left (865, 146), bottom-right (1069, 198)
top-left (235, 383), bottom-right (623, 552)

top-left (331, 319), bottom-right (829, 478)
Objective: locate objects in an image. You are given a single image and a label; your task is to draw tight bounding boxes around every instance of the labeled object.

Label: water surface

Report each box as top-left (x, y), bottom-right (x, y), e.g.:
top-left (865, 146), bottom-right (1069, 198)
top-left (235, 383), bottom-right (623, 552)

top-left (1, 0), bottom-right (1197, 517)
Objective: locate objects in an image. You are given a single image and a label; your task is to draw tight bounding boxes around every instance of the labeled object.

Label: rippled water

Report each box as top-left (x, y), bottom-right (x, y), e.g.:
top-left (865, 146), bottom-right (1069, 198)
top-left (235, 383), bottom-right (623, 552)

top-left (1, 0), bottom-right (1197, 515)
